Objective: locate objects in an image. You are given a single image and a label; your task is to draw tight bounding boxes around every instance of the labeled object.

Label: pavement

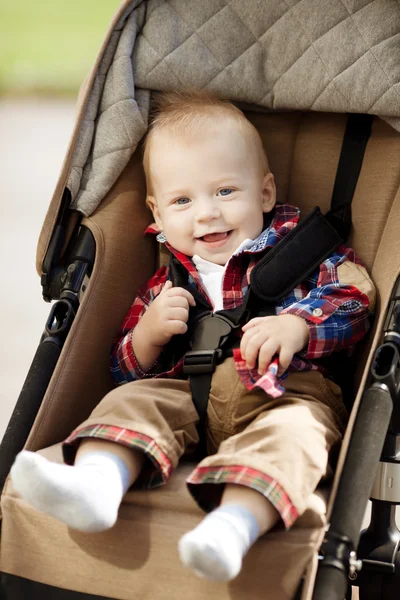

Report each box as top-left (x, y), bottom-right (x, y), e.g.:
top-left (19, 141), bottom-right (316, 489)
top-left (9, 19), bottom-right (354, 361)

top-left (0, 97), bottom-right (76, 440)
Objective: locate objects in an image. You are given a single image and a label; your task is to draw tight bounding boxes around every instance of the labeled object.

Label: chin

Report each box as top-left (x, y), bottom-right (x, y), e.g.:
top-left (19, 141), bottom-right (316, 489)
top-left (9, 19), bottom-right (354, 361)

top-left (209, 253), bottom-right (230, 266)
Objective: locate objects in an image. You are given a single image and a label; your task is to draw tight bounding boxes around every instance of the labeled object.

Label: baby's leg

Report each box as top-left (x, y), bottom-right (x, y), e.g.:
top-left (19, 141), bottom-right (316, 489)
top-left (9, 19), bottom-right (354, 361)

top-left (179, 371), bottom-right (344, 581)
top-left (221, 482), bottom-right (279, 533)
top-left (11, 376), bottom-right (198, 533)
top-left (179, 484), bottom-right (279, 581)
top-left (11, 439), bottom-right (144, 532)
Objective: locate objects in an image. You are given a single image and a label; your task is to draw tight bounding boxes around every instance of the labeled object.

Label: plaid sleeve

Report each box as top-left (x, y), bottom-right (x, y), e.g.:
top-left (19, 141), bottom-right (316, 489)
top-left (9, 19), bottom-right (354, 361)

top-left (280, 245), bottom-right (374, 359)
top-left (110, 266), bottom-right (169, 385)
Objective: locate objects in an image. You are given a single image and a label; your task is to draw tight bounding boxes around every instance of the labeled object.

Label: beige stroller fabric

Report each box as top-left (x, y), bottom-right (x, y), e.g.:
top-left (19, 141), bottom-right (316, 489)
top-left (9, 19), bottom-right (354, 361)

top-left (66, 0), bottom-right (400, 217)
top-left (2, 112), bottom-right (400, 600)
top-left (1, 444), bottom-right (327, 600)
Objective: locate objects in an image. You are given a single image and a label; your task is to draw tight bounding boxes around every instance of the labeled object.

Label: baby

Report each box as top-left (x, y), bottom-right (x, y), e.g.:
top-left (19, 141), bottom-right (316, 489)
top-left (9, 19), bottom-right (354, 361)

top-left (11, 91), bottom-right (375, 582)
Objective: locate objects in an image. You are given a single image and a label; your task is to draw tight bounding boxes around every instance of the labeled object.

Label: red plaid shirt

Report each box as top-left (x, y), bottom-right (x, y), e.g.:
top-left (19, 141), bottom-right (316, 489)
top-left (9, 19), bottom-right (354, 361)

top-left (111, 204), bottom-right (372, 396)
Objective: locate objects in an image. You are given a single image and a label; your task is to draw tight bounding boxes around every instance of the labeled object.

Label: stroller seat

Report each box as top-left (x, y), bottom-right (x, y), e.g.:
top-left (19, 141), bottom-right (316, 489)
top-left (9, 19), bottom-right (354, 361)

top-left (1, 442), bottom-right (327, 599)
top-left (1, 110), bottom-right (400, 600)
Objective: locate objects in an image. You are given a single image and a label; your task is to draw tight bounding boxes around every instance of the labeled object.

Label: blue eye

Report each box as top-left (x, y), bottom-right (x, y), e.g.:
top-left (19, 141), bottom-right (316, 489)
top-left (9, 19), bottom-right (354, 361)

top-left (218, 188), bottom-right (233, 196)
top-left (175, 197), bottom-right (191, 205)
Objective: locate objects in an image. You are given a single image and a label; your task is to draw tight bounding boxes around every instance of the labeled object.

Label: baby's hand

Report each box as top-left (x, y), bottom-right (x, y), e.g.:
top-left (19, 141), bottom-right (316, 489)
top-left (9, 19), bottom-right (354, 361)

top-left (240, 314), bottom-right (309, 376)
top-left (139, 280), bottom-right (196, 348)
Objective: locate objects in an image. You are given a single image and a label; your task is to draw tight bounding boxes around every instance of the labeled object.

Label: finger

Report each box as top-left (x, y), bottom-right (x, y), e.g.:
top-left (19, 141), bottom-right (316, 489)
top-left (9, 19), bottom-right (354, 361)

top-left (160, 280), bottom-right (173, 294)
top-left (257, 340), bottom-right (280, 375)
top-left (240, 327), bottom-right (260, 360)
top-left (242, 317), bottom-right (268, 332)
top-left (169, 296), bottom-right (198, 312)
top-left (243, 333), bottom-right (264, 370)
top-left (171, 287), bottom-right (196, 307)
top-left (277, 347), bottom-right (293, 376)
top-left (167, 307), bottom-right (189, 322)
top-left (166, 320), bottom-right (188, 336)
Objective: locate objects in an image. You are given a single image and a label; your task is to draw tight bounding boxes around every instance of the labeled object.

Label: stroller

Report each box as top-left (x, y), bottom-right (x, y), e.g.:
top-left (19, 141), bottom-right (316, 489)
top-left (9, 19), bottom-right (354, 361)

top-left (1, 1), bottom-right (400, 598)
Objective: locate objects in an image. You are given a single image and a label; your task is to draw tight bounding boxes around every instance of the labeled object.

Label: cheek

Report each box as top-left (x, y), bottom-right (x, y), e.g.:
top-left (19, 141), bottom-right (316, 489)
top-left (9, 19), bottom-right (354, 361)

top-left (162, 212), bottom-right (192, 239)
top-left (230, 203), bottom-right (264, 227)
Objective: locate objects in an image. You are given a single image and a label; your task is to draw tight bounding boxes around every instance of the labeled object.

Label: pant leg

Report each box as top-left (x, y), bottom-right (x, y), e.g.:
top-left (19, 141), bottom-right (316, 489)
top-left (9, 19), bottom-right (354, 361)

top-left (62, 377), bottom-right (199, 488)
top-left (189, 361), bottom-right (345, 528)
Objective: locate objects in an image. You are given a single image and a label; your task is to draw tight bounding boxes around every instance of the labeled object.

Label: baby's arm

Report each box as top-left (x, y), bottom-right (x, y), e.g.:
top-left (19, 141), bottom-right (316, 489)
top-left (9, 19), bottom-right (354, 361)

top-left (111, 268), bottom-right (195, 384)
top-left (241, 245), bottom-right (375, 375)
top-left (131, 281), bottom-right (195, 370)
top-left (280, 246), bottom-right (375, 361)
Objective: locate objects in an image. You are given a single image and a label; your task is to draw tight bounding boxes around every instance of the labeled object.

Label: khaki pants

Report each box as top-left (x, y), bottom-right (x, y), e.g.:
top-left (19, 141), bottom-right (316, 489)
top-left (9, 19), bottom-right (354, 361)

top-left (63, 358), bottom-right (345, 527)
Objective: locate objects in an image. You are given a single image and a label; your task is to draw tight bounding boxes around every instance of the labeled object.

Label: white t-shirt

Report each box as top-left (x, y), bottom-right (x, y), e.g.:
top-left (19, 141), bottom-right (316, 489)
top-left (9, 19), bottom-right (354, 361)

top-left (192, 239), bottom-right (254, 311)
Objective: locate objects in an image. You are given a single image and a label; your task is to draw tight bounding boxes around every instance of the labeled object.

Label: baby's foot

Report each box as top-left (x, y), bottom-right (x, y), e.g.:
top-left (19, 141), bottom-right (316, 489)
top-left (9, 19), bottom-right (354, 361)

top-left (178, 505), bottom-right (260, 581)
top-left (10, 450), bottom-right (128, 532)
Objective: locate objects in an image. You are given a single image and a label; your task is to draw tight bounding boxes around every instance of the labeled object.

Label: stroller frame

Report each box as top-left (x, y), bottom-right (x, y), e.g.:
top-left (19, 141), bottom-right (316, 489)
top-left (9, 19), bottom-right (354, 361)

top-left (314, 278), bottom-right (400, 599)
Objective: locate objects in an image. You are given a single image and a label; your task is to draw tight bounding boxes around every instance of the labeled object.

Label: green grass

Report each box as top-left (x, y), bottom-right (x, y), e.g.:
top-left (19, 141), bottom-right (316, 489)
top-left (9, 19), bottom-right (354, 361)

top-left (0, 1), bottom-right (120, 95)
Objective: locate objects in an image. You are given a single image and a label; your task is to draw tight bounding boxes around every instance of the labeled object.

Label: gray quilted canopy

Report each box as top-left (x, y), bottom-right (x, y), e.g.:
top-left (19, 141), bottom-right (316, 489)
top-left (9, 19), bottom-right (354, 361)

top-left (69, 0), bottom-right (400, 216)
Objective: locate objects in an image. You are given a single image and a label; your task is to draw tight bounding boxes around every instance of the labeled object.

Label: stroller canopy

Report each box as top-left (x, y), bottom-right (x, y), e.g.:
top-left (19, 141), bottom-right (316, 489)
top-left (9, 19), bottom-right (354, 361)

top-left (66, 0), bottom-right (400, 217)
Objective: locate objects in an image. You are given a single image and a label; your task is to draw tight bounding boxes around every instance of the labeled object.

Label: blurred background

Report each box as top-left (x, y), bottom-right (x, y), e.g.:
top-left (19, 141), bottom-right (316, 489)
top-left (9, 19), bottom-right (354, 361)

top-left (0, 0), bottom-right (119, 439)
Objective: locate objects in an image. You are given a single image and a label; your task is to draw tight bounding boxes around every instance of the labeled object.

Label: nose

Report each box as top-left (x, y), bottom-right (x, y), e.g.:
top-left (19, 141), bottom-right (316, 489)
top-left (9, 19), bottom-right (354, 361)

top-left (195, 197), bottom-right (221, 222)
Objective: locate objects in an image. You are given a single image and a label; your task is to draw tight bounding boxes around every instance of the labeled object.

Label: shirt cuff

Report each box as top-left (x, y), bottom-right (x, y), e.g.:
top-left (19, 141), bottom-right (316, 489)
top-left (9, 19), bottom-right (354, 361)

top-left (278, 305), bottom-right (336, 360)
top-left (127, 331), bottom-right (161, 378)
top-left (279, 301), bottom-right (336, 326)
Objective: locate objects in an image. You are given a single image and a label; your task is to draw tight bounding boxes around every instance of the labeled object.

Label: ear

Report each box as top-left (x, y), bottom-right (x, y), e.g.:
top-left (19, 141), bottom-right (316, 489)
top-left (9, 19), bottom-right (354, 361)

top-left (147, 195), bottom-right (163, 230)
top-left (261, 173), bottom-right (276, 213)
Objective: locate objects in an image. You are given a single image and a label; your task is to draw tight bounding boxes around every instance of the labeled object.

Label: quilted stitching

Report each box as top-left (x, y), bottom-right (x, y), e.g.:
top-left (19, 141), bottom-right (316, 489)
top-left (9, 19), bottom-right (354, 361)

top-left (168, 0), bottom-right (228, 31)
top-left (68, 0), bottom-right (400, 216)
top-left (135, 0), bottom-right (400, 113)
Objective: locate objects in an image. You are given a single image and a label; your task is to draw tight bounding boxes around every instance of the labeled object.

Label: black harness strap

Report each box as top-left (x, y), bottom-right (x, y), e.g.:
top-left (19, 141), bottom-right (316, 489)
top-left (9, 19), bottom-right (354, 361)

top-left (183, 314), bottom-right (239, 456)
top-left (250, 207), bottom-right (341, 302)
top-left (325, 113), bottom-right (373, 240)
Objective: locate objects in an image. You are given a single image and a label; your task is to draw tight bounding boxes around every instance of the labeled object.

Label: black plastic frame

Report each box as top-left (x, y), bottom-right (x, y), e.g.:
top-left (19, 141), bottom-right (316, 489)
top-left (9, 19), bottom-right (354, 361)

top-left (313, 278), bottom-right (400, 600)
top-left (0, 211), bottom-right (96, 493)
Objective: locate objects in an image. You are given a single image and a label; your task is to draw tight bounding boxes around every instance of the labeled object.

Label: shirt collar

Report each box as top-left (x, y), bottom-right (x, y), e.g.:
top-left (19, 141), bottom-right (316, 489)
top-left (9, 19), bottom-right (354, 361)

top-left (192, 237), bottom-right (255, 273)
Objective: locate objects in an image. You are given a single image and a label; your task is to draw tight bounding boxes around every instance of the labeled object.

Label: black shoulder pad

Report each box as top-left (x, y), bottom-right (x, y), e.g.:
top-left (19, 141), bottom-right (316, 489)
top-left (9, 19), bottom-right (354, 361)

top-left (250, 207), bottom-right (342, 303)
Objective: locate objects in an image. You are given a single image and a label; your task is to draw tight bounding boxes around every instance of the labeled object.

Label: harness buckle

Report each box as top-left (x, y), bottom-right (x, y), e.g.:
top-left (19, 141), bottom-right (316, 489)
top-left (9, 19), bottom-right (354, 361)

top-left (183, 349), bottom-right (222, 374)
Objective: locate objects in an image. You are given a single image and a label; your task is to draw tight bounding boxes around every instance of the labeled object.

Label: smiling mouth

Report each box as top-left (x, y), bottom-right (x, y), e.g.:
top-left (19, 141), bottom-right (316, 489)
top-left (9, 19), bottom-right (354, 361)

top-left (198, 230), bottom-right (232, 243)
top-left (196, 230), bottom-right (233, 249)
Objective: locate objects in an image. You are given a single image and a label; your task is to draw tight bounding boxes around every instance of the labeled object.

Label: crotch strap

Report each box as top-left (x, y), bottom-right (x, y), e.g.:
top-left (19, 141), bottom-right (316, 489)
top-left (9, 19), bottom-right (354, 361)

top-left (183, 313), bottom-right (240, 454)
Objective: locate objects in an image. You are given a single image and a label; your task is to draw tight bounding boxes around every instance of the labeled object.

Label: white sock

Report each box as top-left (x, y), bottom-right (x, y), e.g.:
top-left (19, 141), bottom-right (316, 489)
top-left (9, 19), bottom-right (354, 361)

top-left (10, 449), bottom-right (132, 532)
top-left (178, 504), bottom-right (260, 581)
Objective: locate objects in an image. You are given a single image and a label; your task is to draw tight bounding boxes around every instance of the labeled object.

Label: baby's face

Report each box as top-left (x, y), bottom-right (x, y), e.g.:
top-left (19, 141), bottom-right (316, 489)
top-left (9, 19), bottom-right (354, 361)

top-left (147, 123), bottom-right (276, 265)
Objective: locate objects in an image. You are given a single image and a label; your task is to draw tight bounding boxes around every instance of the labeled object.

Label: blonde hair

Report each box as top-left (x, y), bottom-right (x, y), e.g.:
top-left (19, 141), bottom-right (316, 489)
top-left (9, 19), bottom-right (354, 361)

top-left (143, 90), bottom-right (269, 195)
